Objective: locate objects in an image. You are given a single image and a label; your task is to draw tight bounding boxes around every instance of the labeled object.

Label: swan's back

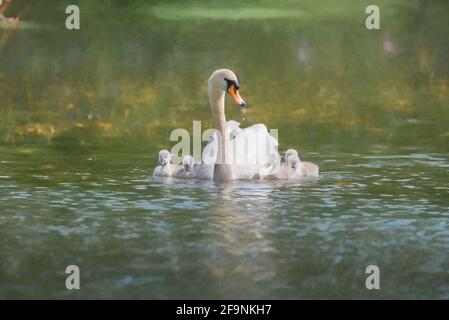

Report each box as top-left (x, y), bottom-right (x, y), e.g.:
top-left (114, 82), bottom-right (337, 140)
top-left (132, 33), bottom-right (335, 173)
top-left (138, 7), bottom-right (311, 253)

top-left (202, 120), bottom-right (279, 179)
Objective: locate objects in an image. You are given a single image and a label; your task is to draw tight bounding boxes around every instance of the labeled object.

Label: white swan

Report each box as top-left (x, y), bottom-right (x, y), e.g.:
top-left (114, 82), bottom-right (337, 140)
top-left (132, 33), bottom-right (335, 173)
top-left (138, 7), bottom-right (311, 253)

top-left (152, 69), bottom-right (319, 181)
top-left (204, 69), bottom-right (279, 182)
top-left (153, 150), bottom-right (181, 177)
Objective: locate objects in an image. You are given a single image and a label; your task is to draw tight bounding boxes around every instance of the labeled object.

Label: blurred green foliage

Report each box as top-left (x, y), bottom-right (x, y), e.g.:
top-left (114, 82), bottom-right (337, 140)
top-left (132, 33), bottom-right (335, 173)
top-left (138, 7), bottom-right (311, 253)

top-left (0, 0), bottom-right (448, 153)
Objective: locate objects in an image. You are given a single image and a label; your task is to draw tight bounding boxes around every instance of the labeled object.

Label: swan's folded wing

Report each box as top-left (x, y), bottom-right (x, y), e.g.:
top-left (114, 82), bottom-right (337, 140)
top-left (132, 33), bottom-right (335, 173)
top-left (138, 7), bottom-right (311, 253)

top-left (201, 121), bottom-right (280, 179)
top-left (230, 123), bottom-right (279, 178)
top-left (232, 124), bottom-right (277, 166)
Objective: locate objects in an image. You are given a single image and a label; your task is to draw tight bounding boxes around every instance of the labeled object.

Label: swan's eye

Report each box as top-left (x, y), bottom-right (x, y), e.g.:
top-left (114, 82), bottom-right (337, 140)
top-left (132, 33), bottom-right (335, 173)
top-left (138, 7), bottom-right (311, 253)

top-left (224, 78), bottom-right (240, 90)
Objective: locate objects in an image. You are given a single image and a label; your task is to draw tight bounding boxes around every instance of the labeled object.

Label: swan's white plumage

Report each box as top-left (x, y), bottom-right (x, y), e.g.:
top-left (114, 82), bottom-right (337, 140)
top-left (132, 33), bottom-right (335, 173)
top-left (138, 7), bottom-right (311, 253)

top-left (201, 120), bottom-right (279, 179)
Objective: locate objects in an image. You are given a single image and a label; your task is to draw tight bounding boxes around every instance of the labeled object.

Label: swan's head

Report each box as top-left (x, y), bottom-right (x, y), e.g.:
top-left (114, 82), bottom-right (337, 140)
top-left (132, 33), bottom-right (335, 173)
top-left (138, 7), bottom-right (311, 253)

top-left (208, 69), bottom-right (246, 107)
top-left (285, 149), bottom-right (300, 169)
top-left (182, 155), bottom-right (195, 172)
top-left (158, 149), bottom-right (171, 166)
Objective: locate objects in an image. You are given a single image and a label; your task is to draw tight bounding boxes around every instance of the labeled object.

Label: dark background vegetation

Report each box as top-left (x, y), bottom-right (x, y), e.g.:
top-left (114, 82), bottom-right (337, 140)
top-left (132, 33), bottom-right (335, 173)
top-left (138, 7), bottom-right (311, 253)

top-left (0, 0), bottom-right (448, 154)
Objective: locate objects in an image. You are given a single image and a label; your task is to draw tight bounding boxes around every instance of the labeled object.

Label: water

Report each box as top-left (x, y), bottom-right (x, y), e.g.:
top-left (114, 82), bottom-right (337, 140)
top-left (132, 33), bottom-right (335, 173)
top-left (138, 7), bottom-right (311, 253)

top-left (0, 146), bottom-right (448, 299)
top-left (0, 0), bottom-right (448, 299)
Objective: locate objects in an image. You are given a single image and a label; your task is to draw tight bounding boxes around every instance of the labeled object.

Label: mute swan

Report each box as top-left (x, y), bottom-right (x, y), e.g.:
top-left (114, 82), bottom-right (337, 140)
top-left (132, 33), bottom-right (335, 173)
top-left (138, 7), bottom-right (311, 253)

top-left (153, 150), bottom-right (181, 177)
top-left (152, 69), bottom-right (319, 182)
top-left (175, 155), bottom-right (195, 178)
top-left (205, 69), bottom-right (279, 182)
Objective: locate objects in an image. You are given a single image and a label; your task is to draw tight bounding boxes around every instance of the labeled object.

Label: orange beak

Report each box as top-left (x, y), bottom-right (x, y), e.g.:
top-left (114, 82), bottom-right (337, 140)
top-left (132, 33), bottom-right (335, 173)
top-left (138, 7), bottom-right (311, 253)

top-left (227, 84), bottom-right (246, 107)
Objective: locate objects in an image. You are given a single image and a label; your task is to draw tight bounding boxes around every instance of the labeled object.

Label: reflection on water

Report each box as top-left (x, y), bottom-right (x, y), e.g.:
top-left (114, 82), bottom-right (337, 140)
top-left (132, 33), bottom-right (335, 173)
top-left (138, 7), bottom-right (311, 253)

top-left (0, 147), bottom-right (448, 298)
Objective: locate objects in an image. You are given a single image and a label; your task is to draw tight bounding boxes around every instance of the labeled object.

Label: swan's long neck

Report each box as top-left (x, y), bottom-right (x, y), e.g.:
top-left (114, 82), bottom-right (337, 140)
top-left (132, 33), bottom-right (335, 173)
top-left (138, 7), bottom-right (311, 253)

top-left (208, 85), bottom-right (234, 182)
top-left (208, 87), bottom-right (227, 163)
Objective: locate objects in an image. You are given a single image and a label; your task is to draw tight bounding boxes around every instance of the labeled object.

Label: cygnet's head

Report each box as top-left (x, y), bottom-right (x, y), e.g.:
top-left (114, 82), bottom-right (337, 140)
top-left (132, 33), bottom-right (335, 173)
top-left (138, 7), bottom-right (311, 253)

top-left (285, 149), bottom-right (300, 169)
top-left (289, 155), bottom-right (300, 169)
top-left (182, 155), bottom-right (195, 172)
top-left (208, 69), bottom-right (246, 107)
top-left (285, 149), bottom-right (298, 159)
top-left (158, 149), bottom-right (171, 166)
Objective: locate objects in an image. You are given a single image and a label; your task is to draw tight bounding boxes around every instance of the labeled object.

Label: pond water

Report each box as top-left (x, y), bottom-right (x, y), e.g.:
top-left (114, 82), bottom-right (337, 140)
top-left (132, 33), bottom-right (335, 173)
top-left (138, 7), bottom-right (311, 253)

top-left (0, 0), bottom-right (448, 298)
top-left (0, 146), bottom-right (448, 299)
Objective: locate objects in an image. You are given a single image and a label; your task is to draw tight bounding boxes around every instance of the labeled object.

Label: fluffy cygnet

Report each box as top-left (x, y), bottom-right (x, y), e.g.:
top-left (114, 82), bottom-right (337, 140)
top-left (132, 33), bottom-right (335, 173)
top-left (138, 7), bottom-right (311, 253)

top-left (153, 150), bottom-right (181, 177)
top-left (175, 155), bottom-right (196, 178)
